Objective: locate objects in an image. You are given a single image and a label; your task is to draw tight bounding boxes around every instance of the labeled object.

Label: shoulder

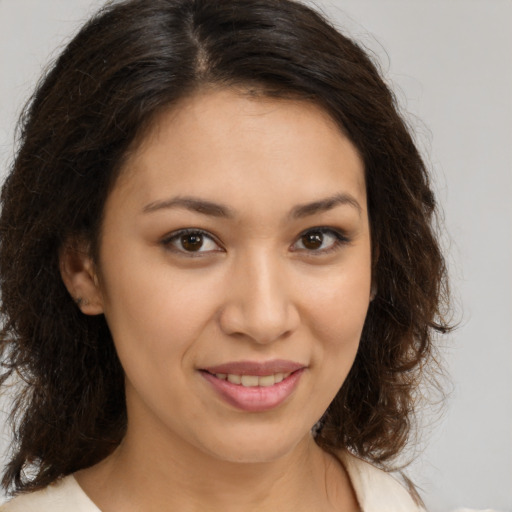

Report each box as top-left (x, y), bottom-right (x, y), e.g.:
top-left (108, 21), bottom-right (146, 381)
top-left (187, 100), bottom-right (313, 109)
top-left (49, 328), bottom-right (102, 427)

top-left (338, 451), bottom-right (425, 512)
top-left (0, 475), bottom-right (100, 512)
top-left (338, 453), bottom-right (503, 512)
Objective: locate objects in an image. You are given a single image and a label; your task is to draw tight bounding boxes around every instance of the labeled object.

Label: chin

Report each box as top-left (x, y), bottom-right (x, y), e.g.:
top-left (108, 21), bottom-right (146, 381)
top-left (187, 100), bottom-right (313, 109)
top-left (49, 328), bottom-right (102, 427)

top-left (195, 421), bottom-right (312, 465)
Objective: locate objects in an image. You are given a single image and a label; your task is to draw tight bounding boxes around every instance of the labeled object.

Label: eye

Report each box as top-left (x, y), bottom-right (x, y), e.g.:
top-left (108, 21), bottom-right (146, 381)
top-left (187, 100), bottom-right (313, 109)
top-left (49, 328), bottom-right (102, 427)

top-left (291, 228), bottom-right (348, 254)
top-left (162, 229), bottom-right (222, 255)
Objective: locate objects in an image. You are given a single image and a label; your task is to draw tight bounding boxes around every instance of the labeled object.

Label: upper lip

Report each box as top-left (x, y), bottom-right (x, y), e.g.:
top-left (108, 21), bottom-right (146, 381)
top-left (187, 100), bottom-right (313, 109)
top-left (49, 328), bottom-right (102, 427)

top-left (202, 359), bottom-right (306, 376)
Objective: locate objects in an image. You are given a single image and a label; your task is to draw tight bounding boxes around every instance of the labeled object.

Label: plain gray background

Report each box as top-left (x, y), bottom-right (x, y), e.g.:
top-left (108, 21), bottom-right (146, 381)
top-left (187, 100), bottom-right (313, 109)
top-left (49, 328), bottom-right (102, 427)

top-left (0, 1), bottom-right (511, 511)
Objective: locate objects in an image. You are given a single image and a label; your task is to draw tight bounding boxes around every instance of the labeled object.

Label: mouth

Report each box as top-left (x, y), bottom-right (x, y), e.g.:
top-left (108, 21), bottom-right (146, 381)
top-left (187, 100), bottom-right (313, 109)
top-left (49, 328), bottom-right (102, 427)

top-left (207, 371), bottom-right (293, 387)
top-left (202, 359), bottom-right (305, 377)
top-left (199, 360), bottom-right (306, 412)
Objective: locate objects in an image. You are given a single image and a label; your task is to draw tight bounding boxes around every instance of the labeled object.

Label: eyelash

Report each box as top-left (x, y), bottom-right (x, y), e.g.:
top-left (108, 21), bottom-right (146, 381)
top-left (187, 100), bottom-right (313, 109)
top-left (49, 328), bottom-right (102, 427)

top-left (292, 227), bottom-right (350, 256)
top-left (161, 227), bottom-right (350, 257)
top-left (161, 228), bottom-right (223, 257)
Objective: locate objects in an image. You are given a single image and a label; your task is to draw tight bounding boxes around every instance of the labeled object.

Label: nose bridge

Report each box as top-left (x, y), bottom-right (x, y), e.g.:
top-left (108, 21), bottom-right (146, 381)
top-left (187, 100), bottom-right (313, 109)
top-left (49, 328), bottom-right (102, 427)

top-left (219, 245), bottom-right (298, 344)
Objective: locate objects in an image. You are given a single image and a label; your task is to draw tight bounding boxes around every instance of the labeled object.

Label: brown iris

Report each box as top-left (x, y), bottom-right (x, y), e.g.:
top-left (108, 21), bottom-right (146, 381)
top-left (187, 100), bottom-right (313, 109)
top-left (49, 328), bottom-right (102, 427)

top-left (181, 233), bottom-right (204, 251)
top-left (301, 231), bottom-right (324, 250)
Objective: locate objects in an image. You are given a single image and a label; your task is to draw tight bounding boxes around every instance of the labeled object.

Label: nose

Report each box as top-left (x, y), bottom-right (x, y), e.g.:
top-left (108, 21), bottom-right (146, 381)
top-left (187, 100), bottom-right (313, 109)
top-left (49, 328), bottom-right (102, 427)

top-left (218, 249), bottom-right (300, 345)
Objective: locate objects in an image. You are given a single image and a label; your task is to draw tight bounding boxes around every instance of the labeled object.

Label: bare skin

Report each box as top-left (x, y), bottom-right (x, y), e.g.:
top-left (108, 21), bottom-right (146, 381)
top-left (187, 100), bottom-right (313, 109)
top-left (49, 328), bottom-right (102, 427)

top-left (75, 434), bottom-right (358, 512)
top-left (62, 88), bottom-right (370, 512)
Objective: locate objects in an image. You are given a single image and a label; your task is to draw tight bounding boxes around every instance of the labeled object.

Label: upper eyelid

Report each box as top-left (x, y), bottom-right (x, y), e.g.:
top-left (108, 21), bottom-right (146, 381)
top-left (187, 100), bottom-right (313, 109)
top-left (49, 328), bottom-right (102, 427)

top-left (162, 228), bottom-right (218, 242)
top-left (296, 226), bottom-right (347, 238)
top-left (289, 228), bottom-right (351, 258)
top-left (294, 227), bottom-right (350, 245)
top-left (161, 228), bottom-right (224, 251)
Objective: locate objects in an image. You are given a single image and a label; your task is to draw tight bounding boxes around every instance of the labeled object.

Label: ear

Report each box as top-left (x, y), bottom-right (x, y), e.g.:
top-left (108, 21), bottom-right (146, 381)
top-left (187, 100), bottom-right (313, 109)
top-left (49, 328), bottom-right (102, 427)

top-left (59, 238), bottom-right (104, 315)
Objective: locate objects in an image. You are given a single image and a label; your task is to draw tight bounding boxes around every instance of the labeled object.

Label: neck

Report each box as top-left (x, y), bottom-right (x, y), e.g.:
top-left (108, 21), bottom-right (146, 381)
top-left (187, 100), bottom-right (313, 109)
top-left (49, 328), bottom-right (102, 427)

top-left (75, 392), bottom-right (358, 512)
top-left (76, 430), bottom-right (355, 512)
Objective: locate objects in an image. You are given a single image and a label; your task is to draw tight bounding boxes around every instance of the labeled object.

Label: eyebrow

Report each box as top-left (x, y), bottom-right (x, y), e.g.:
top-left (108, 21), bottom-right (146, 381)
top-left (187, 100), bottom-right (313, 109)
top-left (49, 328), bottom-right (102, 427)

top-left (143, 196), bottom-right (235, 218)
top-left (142, 192), bottom-right (362, 219)
top-left (289, 192), bottom-right (362, 219)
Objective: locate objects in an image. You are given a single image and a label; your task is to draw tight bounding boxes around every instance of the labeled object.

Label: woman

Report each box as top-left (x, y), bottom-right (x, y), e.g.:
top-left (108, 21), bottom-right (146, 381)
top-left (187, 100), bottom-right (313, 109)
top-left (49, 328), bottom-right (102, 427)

top-left (0, 0), bottom-right (451, 510)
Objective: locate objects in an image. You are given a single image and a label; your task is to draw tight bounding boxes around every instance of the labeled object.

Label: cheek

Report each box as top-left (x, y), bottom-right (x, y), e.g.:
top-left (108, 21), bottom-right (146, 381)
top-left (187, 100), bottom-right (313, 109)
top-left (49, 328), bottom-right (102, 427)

top-left (102, 274), bottom-right (209, 348)
top-left (304, 263), bottom-right (371, 334)
top-left (98, 249), bottom-right (225, 380)
top-left (302, 262), bottom-right (371, 380)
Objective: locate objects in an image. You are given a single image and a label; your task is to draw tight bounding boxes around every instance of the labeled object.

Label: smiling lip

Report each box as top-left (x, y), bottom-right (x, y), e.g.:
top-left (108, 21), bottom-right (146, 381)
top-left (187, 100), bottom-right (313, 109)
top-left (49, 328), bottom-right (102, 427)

top-left (203, 360), bottom-right (305, 376)
top-left (200, 360), bottom-right (306, 412)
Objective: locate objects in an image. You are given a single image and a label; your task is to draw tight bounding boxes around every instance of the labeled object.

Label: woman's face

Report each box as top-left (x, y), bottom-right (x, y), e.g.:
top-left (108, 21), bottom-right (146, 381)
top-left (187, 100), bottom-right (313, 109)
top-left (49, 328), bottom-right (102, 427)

top-left (93, 89), bottom-right (372, 463)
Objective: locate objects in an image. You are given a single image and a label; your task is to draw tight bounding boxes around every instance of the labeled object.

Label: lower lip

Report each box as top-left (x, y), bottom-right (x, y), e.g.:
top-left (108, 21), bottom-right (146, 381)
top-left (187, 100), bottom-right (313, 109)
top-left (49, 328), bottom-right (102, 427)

top-left (200, 369), bottom-right (305, 412)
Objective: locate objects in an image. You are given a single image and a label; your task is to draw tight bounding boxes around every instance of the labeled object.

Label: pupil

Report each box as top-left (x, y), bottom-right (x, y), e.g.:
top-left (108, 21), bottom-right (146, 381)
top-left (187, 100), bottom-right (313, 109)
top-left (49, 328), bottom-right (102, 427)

top-left (181, 233), bottom-right (203, 251)
top-left (303, 232), bottom-right (323, 250)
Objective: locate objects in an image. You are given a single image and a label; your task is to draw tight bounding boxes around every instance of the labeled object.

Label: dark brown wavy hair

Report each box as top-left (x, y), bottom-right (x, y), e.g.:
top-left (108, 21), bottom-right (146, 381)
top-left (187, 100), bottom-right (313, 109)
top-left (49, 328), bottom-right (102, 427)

top-left (0, 0), bottom-right (450, 494)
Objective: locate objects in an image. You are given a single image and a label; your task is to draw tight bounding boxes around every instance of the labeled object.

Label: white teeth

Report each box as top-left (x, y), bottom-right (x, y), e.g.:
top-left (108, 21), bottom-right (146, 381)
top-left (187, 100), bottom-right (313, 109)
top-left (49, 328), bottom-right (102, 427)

top-left (227, 374), bottom-right (241, 384)
top-left (215, 372), bottom-right (293, 387)
top-left (258, 375), bottom-right (275, 387)
top-left (241, 375), bottom-right (259, 387)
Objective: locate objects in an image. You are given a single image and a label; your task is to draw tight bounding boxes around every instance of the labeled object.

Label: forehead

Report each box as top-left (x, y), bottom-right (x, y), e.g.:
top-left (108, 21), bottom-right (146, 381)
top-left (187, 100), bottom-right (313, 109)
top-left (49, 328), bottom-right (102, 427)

top-left (114, 88), bottom-right (366, 217)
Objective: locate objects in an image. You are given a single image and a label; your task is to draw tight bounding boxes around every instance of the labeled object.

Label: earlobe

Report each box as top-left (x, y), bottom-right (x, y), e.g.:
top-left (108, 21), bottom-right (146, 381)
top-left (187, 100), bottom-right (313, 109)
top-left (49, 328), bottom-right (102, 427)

top-left (59, 239), bottom-right (104, 315)
top-left (370, 283), bottom-right (377, 301)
